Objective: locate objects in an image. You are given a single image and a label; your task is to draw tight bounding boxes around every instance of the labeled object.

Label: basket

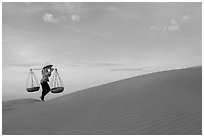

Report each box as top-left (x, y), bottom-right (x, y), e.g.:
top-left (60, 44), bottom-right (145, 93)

top-left (26, 86), bottom-right (40, 92)
top-left (51, 87), bottom-right (64, 93)
top-left (26, 69), bottom-right (40, 92)
top-left (50, 69), bottom-right (64, 93)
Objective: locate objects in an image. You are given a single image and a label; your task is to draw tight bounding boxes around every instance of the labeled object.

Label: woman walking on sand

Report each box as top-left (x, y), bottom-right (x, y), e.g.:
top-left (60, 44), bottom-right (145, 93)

top-left (40, 63), bottom-right (54, 101)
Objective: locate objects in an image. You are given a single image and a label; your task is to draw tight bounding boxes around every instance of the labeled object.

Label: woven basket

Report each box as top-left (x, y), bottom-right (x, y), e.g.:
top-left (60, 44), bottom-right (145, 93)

top-left (26, 86), bottom-right (40, 92)
top-left (51, 87), bottom-right (64, 93)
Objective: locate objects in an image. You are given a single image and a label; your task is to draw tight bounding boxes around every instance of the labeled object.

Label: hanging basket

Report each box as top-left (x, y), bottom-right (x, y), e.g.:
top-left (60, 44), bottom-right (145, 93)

top-left (51, 87), bottom-right (64, 93)
top-left (50, 69), bottom-right (64, 93)
top-left (26, 69), bottom-right (40, 92)
top-left (26, 86), bottom-right (40, 92)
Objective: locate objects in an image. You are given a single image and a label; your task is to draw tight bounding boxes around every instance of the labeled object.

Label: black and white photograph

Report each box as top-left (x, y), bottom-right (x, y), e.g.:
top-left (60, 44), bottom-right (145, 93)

top-left (2, 2), bottom-right (202, 135)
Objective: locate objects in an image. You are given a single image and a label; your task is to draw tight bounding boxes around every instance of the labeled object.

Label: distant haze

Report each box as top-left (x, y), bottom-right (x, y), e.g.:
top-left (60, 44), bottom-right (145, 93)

top-left (2, 2), bottom-right (202, 101)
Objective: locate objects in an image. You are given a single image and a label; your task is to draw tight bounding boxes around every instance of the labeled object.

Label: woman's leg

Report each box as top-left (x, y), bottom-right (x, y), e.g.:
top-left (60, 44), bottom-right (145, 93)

top-left (41, 82), bottom-right (50, 101)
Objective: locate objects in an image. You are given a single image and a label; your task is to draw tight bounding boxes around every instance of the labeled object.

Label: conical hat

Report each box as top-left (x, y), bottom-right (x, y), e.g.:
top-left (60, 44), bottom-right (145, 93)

top-left (43, 63), bottom-right (53, 69)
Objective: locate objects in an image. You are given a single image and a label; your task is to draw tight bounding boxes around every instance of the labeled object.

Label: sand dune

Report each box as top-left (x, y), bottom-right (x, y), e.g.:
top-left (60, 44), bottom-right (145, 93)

top-left (2, 66), bottom-right (202, 135)
top-left (3, 98), bottom-right (41, 114)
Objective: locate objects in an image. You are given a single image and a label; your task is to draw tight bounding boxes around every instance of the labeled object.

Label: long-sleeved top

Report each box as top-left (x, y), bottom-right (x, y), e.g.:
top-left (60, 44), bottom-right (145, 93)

top-left (40, 68), bottom-right (53, 83)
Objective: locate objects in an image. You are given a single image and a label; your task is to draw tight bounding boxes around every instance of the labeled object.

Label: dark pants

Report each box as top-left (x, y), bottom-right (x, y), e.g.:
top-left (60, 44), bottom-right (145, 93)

top-left (41, 82), bottom-right (50, 101)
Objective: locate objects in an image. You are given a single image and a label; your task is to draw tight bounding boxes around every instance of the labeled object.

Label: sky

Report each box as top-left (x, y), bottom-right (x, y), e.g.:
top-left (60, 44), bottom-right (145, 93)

top-left (2, 2), bottom-right (202, 101)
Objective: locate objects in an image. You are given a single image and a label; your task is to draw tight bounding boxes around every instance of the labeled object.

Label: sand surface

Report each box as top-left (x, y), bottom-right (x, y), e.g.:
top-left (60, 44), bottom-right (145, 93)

top-left (2, 66), bottom-right (202, 135)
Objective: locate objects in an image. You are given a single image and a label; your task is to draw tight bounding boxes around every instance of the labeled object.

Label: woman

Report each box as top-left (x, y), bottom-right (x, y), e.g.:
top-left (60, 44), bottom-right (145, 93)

top-left (40, 64), bottom-right (54, 101)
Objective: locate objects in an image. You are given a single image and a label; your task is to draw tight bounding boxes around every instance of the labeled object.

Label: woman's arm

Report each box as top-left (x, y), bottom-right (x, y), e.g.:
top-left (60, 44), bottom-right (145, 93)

top-left (47, 67), bottom-right (54, 77)
top-left (50, 68), bottom-right (54, 72)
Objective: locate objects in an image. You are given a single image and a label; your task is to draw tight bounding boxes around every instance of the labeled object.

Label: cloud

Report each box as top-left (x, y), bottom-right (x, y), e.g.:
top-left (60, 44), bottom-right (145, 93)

top-left (181, 15), bottom-right (190, 24)
top-left (9, 3), bottom-right (82, 24)
top-left (111, 68), bottom-right (144, 71)
top-left (51, 3), bottom-right (82, 23)
top-left (42, 11), bottom-right (81, 24)
top-left (168, 18), bottom-right (179, 32)
top-left (71, 14), bottom-right (80, 23)
top-left (149, 26), bottom-right (162, 31)
top-left (167, 24), bottom-right (179, 32)
top-left (171, 18), bottom-right (177, 25)
top-left (42, 13), bottom-right (59, 23)
top-left (150, 15), bottom-right (192, 33)
top-left (150, 18), bottom-right (179, 32)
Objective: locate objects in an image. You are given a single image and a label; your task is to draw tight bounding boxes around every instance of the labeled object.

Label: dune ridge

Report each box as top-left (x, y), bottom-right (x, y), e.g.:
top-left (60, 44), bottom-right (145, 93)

top-left (2, 66), bottom-right (202, 135)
